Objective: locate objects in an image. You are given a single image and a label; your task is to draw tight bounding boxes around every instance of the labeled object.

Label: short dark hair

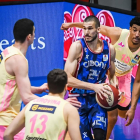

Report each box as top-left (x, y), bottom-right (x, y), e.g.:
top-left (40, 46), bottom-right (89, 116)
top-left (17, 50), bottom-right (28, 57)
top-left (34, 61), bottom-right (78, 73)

top-left (130, 16), bottom-right (140, 27)
top-left (47, 69), bottom-right (67, 93)
top-left (13, 18), bottom-right (34, 43)
top-left (84, 15), bottom-right (100, 28)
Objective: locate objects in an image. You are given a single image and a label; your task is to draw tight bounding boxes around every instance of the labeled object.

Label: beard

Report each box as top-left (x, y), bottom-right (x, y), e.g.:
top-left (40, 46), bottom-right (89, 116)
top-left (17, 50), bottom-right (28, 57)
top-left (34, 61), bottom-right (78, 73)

top-left (85, 34), bottom-right (98, 43)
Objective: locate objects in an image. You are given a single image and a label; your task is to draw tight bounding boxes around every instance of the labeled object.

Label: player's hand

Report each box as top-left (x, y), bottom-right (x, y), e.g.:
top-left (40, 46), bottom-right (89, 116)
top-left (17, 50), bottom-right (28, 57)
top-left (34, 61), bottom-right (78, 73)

top-left (94, 83), bottom-right (111, 100)
top-left (66, 97), bottom-right (81, 109)
top-left (61, 23), bottom-right (71, 30)
top-left (125, 108), bottom-right (135, 126)
top-left (39, 83), bottom-right (49, 93)
top-left (118, 90), bottom-right (124, 101)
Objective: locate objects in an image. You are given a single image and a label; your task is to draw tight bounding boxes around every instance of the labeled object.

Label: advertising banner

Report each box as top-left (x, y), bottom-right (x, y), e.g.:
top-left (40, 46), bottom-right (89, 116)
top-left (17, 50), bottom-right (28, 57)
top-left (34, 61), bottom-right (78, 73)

top-left (0, 2), bottom-right (64, 77)
top-left (63, 3), bottom-right (138, 79)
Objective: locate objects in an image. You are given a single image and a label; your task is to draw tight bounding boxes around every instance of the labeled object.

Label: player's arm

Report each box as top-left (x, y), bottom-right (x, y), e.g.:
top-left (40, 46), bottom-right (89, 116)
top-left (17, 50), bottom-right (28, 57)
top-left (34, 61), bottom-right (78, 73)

top-left (12, 55), bottom-right (39, 104)
top-left (65, 41), bottom-right (110, 98)
top-left (99, 25), bottom-right (122, 44)
top-left (61, 22), bottom-right (83, 30)
top-left (107, 44), bottom-right (118, 88)
top-left (61, 22), bottom-right (122, 44)
top-left (64, 103), bottom-right (82, 140)
top-left (3, 105), bottom-right (27, 140)
top-left (125, 63), bottom-right (140, 126)
top-left (31, 83), bottom-right (48, 94)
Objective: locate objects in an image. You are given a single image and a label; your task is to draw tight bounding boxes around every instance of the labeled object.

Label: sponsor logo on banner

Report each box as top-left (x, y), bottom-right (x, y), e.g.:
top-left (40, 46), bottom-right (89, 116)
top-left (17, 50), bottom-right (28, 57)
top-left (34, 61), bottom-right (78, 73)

top-left (0, 37), bottom-right (45, 52)
top-left (103, 54), bottom-right (108, 61)
top-left (30, 104), bottom-right (56, 113)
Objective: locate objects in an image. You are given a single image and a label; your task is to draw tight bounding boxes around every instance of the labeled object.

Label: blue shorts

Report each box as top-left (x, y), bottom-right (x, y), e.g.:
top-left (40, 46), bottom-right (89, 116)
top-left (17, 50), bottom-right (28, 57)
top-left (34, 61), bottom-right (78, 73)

top-left (76, 94), bottom-right (108, 140)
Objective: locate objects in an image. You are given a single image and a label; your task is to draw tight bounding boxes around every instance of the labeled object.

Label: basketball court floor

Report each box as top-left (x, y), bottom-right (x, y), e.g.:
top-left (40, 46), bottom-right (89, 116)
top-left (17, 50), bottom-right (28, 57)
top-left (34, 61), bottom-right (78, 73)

top-left (111, 100), bottom-right (140, 140)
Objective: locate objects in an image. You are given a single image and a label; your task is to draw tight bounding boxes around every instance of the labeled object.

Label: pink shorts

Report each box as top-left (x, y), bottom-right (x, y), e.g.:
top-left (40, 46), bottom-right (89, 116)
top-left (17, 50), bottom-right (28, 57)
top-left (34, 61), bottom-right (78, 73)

top-left (0, 126), bottom-right (25, 140)
top-left (117, 72), bottom-right (131, 107)
top-left (106, 72), bottom-right (131, 107)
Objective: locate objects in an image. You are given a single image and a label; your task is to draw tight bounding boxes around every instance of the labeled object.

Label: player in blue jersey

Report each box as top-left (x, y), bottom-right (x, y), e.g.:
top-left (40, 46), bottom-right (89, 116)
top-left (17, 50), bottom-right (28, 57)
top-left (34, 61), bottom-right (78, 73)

top-left (64, 16), bottom-right (117, 140)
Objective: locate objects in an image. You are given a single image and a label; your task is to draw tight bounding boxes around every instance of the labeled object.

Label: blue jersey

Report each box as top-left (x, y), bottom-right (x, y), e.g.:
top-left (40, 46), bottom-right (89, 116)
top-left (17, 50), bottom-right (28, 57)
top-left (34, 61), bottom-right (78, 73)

top-left (70, 38), bottom-right (110, 95)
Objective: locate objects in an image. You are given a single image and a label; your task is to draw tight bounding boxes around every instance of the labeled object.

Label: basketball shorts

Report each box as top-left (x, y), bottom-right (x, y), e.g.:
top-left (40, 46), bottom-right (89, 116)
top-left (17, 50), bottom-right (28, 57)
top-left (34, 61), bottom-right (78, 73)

top-left (0, 126), bottom-right (25, 140)
top-left (106, 72), bottom-right (131, 109)
top-left (76, 94), bottom-right (108, 140)
top-left (117, 72), bottom-right (131, 108)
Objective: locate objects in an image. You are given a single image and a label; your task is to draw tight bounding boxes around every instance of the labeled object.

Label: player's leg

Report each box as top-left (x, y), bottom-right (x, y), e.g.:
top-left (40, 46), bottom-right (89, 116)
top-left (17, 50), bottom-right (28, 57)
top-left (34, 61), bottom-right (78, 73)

top-left (117, 103), bottom-right (131, 118)
top-left (89, 96), bottom-right (108, 140)
top-left (94, 128), bottom-right (106, 140)
top-left (106, 107), bottom-right (118, 140)
top-left (104, 76), bottom-right (118, 140)
top-left (117, 72), bottom-right (131, 118)
top-left (77, 96), bottom-right (93, 140)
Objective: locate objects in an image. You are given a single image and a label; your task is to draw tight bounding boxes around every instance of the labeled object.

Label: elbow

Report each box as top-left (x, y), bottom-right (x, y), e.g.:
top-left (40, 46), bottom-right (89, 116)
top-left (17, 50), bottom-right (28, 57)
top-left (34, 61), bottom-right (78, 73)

top-left (3, 135), bottom-right (8, 140)
top-left (22, 95), bottom-right (32, 104)
top-left (3, 132), bottom-right (13, 140)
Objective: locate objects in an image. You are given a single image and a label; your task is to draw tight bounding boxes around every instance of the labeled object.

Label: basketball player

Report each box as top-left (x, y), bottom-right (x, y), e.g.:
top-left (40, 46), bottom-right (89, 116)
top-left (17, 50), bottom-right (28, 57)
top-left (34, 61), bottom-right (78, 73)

top-left (61, 16), bottom-right (140, 139)
top-left (0, 18), bottom-right (48, 139)
top-left (64, 16), bottom-right (116, 140)
top-left (4, 69), bottom-right (82, 140)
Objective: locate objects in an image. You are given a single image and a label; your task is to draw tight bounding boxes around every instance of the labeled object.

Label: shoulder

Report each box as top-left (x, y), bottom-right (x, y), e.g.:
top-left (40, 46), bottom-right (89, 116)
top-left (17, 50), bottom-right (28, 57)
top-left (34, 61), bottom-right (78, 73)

top-left (121, 29), bottom-right (130, 35)
top-left (71, 40), bottom-right (82, 50)
top-left (68, 40), bottom-right (83, 58)
top-left (114, 27), bottom-right (122, 33)
top-left (8, 55), bottom-right (28, 73)
top-left (5, 54), bottom-right (27, 67)
top-left (64, 102), bottom-right (78, 115)
top-left (110, 27), bottom-right (122, 44)
top-left (11, 55), bottom-right (27, 66)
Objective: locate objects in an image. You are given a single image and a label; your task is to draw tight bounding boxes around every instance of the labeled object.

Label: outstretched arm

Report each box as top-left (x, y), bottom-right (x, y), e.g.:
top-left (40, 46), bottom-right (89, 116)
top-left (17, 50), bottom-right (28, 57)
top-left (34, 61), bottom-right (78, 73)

top-left (61, 22), bottom-right (83, 30)
top-left (31, 83), bottom-right (48, 94)
top-left (125, 63), bottom-right (140, 126)
top-left (61, 22), bottom-right (122, 44)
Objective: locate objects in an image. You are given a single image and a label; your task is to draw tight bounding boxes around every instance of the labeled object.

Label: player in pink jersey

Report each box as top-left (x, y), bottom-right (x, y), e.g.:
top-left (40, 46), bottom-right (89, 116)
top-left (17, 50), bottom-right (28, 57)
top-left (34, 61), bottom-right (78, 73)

top-left (4, 69), bottom-right (81, 140)
top-left (0, 18), bottom-right (48, 140)
top-left (61, 16), bottom-right (140, 139)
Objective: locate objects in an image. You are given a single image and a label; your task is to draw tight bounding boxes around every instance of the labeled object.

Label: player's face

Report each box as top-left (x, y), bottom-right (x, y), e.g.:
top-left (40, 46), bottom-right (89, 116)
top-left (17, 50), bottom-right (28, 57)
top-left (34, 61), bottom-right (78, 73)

top-left (129, 24), bottom-right (140, 45)
top-left (83, 21), bottom-right (100, 43)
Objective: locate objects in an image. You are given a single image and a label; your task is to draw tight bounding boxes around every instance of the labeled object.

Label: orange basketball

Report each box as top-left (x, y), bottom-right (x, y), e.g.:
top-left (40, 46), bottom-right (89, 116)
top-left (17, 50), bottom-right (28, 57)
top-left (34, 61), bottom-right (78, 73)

top-left (95, 84), bottom-right (119, 109)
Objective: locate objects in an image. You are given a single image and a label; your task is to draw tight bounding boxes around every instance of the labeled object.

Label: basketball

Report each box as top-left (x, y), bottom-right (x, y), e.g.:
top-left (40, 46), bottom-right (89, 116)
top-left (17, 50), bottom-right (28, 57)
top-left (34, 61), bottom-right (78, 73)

top-left (95, 84), bottom-right (119, 109)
